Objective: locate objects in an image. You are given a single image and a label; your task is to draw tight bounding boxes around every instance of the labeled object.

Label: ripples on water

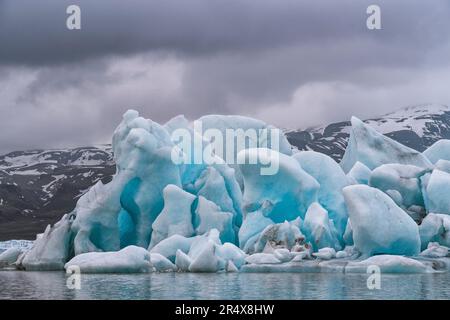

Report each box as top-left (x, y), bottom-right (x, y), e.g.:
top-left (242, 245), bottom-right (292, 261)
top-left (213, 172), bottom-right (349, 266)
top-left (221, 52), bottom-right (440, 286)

top-left (0, 271), bottom-right (449, 300)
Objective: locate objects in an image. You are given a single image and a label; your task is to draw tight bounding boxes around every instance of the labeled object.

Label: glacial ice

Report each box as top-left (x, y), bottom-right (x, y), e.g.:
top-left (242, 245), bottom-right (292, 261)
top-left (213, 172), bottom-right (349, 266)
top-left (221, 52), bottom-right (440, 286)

top-left (245, 253), bottom-right (281, 264)
top-left (238, 148), bottom-right (319, 224)
top-left (150, 253), bottom-right (177, 272)
top-left (341, 117), bottom-right (432, 173)
top-left (302, 202), bottom-right (341, 251)
top-left (343, 185), bottom-right (421, 256)
top-left (422, 169), bottom-right (450, 215)
top-left (345, 255), bottom-right (430, 273)
top-left (175, 249), bottom-right (192, 271)
top-left (194, 196), bottom-right (235, 244)
top-left (369, 164), bottom-right (428, 208)
top-left (149, 234), bottom-right (197, 262)
top-left (250, 219), bottom-right (303, 254)
top-left (0, 247), bottom-right (22, 267)
top-left (312, 247), bottom-right (336, 260)
top-left (424, 139), bottom-right (450, 164)
top-left (149, 185), bottom-right (196, 248)
top-left (18, 214), bottom-right (73, 271)
top-left (420, 242), bottom-right (449, 258)
top-left (65, 246), bottom-right (152, 273)
top-left (419, 213), bottom-right (450, 249)
top-left (16, 109), bottom-right (450, 274)
top-left (347, 162), bottom-right (371, 185)
top-left (293, 151), bottom-right (348, 237)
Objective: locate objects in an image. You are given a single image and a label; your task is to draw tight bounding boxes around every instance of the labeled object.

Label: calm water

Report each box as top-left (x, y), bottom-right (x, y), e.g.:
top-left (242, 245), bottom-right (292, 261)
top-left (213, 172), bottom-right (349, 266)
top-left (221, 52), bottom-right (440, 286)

top-left (0, 271), bottom-right (449, 300)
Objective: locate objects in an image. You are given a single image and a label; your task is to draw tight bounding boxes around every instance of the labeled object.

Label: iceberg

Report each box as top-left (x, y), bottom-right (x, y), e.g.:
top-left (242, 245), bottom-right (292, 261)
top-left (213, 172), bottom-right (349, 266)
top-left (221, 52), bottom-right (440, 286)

top-left (422, 169), bottom-right (450, 215)
top-left (369, 164), bottom-right (428, 208)
top-left (251, 219), bottom-right (303, 254)
top-left (0, 248), bottom-right (22, 268)
top-left (420, 242), bottom-right (449, 258)
top-left (149, 185), bottom-right (196, 248)
top-left (175, 249), bottom-right (192, 271)
top-left (65, 246), bottom-right (152, 273)
top-left (343, 185), bottom-right (421, 256)
top-left (302, 203), bottom-right (341, 251)
top-left (194, 196), bottom-right (235, 244)
top-left (16, 109), bottom-right (450, 274)
top-left (293, 151), bottom-right (348, 237)
top-left (340, 117), bottom-right (432, 173)
top-left (18, 214), bottom-right (73, 271)
top-left (72, 110), bottom-right (182, 254)
top-left (150, 253), bottom-right (177, 272)
top-left (238, 148), bottom-right (319, 224)
top-left (423, 139), bottom-right (450, 164)
top-left (419, 213), bottom-right (450, 249)
top-left (347, 162), bottom-right (372, 185)
top-left (149, 234), bottom-right (198, 262)
top-left (245, 253), bottom-right (281, 265)
top-left (312, 247), bottom-right (336, 260)
top-left (345, 255), bottom-right (430, 273)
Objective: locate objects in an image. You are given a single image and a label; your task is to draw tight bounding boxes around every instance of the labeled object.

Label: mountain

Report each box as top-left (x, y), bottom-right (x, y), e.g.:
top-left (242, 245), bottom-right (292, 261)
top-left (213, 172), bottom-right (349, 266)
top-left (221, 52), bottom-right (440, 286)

top-left (285, 104), bottom-right (450, 161)
top-left (0, 146), bottom-right (115, 240)
top-left (1, 104), bottom-right (450, 240)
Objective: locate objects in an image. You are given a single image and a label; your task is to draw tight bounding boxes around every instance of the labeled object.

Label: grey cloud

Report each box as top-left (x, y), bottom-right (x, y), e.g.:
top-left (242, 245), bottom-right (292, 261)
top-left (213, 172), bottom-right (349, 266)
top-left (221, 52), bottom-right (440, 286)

top-left (1, 0), bottom-right (449, 66)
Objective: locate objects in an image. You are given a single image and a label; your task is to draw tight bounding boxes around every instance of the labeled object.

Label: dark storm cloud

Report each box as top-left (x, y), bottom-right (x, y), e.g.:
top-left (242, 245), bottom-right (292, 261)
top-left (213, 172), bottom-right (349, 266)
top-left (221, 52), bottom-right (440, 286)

top-left (1, 0), bottom-right (448, 66)
top-left (1, 0), bottom-right (450, 153)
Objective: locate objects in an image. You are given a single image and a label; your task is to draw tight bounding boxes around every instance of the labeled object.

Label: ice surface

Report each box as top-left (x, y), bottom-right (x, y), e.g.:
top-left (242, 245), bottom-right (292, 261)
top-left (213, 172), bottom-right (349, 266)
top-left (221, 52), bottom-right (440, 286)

top-left (347, 161), bottom-right (372, 185)
top-left (343, 185), bottom-right (421, 256)
top-left (238, 206), bottom-right (274, 252)
top-left (369, 164), bottom-right (428, 208)
top-left (435, 159), bottom-right (450, 173)
top-left (149, 234), bottom-right (197, 262)
top-left (302, 203), bottom-right (341, 251)
top-left (0, 248), bottom-right (22, 268)
top-left (293, 151), bottom-right (348, 237)
top-left (312, 247), bottom-right (336, 260)
top-left (149, 185), bottom-right (196, 248)
top-left (175, 249), bottom-right (192, 271)
top-left (422, 169), bottom-right (450, 215)
top-left (72, 110), bottom-right (181, 253)
top-left (245, 253), bottom-right (281, 264)
top-left (345, 255), bottom-right (430, 273)
top-left (419, 213), bottom-right (450, 249)
top-left (250, 219), bottom-right (303, 254)
top-left (65, 246), bottom-right (152, 273)
top-left (238, 148), bottom-right (319, 224)
top-left (150, 253), bottom-right (177, 272)
top-left (341, 117), bottom-right (432, 173)
top-left (194, 196), bottom-right (235, 244)
top-left (215, 242), bottom-right (247, 269)
top-left (423, 139), bottom-right (450, 164)
top-left (420, 242), bottom-right (449, 258)
top-left (19, 214), bottom-right (73, 271)
top-left (343, 219), bottom-right (354, 246)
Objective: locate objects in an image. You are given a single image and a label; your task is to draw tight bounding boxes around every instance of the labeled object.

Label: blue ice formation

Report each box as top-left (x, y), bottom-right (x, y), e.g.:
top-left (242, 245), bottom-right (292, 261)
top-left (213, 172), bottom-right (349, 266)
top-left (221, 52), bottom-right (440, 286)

top-left (9, 110), bottom-right (450, 273)
top-left (343, 185), bottom-right (421, 257)
top-left (293, 151), bottom-right (348, 238)
top-left (341, 117), bottom-right (432, 173)
top-left (424, 140), bottom-right (450, 164)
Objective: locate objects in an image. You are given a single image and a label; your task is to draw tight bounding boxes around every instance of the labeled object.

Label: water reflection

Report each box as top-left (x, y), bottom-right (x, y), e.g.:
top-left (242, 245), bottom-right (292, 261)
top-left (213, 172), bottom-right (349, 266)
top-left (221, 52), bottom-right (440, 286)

top-left (0, 271), bottom-right (449, 300)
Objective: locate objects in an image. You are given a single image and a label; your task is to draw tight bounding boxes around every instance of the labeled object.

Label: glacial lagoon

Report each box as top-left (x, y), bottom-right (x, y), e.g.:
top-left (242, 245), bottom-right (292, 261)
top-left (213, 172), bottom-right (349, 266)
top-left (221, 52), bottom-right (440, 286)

top-left (1, 271), bottom-right (450, 300)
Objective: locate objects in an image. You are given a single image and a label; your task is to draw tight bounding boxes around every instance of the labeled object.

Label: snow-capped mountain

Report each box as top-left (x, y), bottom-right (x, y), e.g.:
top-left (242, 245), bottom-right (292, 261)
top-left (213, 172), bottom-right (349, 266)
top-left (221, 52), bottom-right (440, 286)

top-left (0, 146), bottom-right (115, 240)
top-left (285, 104), bottom-right (450, 161)
top-left (1, 104), bottom-right (450, 240)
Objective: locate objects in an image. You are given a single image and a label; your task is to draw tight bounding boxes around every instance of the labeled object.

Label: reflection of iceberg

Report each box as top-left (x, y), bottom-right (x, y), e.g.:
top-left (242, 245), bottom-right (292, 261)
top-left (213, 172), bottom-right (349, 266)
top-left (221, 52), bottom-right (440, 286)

top-left (7, 112), bottom-right (450, 274)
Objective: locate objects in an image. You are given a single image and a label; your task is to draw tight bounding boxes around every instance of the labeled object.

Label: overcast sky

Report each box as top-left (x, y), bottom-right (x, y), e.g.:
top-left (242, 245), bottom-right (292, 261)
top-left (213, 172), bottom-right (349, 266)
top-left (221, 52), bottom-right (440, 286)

top-left (1, 0), bottom-right (450, 153)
